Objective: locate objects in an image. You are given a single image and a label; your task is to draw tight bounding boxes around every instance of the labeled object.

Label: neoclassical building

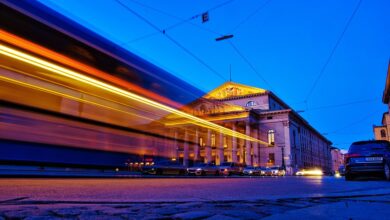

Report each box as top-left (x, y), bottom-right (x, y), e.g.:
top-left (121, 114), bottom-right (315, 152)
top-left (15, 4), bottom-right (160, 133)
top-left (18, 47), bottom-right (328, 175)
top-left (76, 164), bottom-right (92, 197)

top-left (374, 62), bottom-right (390, 141)
top-left (160, 82), bottom-right (332, 174)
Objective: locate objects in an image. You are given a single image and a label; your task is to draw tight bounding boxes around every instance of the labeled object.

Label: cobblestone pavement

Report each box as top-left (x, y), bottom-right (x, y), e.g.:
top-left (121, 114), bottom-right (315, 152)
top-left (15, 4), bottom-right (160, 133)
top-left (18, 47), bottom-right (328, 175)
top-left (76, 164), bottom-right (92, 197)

top-left (1, 193), bottom-right (390, 220)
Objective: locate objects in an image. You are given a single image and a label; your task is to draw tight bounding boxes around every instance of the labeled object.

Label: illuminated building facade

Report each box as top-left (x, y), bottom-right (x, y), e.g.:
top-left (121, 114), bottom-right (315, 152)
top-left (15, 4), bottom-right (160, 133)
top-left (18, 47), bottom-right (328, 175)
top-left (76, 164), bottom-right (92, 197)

top-left (374, 62), bottom-right (390, 141)
top-left (164, 82), bottom-right (332, 174)
top-left (330, 147), bottom-right (344, 173)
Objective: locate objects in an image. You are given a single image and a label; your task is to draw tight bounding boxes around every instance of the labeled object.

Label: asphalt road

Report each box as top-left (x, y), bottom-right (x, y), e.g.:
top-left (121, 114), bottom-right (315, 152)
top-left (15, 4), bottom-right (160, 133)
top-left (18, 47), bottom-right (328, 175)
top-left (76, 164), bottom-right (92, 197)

top-left (1, 176), bottom-right (390, 202)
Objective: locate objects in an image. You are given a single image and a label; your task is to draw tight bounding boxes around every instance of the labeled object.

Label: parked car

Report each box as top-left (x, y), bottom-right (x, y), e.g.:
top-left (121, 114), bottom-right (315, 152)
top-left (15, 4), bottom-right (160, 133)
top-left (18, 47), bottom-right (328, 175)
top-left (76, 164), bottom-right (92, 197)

top-left (338, 165), bottom-right (345, 176)
top-left (243, 166), bottom-right (260, 176)
top-left (143, 160), bottom-right (187, 175)
top-left (187, 163), bottom-right (219, 176)
top-left (268, 166), bottom-right (286, 176)
top-left (258, 167), bottom-right (268, 176)
top-left (345, 140), bottom-right (390, 181)
top-left (219, 162), bottom-right (246, 176)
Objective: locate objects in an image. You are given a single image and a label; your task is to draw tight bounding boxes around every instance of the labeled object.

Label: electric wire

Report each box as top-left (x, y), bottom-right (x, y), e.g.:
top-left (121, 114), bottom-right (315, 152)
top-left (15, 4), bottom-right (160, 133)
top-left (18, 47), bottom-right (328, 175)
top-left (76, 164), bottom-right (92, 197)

top-left (299, 98), bottom-right (378, 112)
top-left (117, 0), bottom-right (272, 90)
top-left (123, 0), bottom-right (233, 44)
top-left (228, 41), bottom-right (272, 89)
top-left (230, 0), bottom-right (273, 32)
top-left (114, 0), bottom-right (227, 81)
top-left (305, 0), bottom-right (363, 102)
top-left (324, 109), bottom-right (381, 135)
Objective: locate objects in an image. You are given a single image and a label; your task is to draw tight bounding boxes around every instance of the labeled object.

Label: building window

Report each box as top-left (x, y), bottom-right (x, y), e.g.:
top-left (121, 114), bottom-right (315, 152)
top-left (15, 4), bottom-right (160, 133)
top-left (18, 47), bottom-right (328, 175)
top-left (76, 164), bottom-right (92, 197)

top-left (245, 101), bottom-right (257, 107)
top-left (268, 130), bottom-right (275, 146)
top-left (268, 153), bottom-right (275, 165)
top-left (381, 129), bottom-right (386, 138)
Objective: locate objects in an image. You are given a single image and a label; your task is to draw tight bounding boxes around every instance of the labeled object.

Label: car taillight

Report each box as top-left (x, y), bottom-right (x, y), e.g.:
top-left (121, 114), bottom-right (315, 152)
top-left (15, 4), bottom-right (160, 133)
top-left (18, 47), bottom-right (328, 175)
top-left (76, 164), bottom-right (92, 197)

top-left (345, 153), bottom-right (361, 163)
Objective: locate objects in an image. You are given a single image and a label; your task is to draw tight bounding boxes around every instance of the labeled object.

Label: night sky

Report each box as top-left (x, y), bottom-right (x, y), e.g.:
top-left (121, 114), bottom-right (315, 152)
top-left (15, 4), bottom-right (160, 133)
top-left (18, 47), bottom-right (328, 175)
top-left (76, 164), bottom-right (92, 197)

top-left (38, 0), bottom-right (390, 151)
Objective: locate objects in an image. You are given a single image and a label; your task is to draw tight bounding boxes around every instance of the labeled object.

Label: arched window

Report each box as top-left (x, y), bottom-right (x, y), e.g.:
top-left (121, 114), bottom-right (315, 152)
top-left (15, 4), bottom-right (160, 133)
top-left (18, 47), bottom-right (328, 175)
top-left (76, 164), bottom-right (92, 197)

top-left (245, 101), bottom-right (257, 107)
top-left (381, 129), bottom-right (387, 138)
top-left (268, 130), bottom-right (275, 145)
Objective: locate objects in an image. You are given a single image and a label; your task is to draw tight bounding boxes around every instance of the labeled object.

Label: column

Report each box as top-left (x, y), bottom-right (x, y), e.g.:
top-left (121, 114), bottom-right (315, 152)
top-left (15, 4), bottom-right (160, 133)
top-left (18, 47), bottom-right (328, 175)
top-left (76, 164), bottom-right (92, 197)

top-left (205, 129), bottom-right (212, 163)
top-left (253, 128), bottom-right (259, 166)
top-left (183, 129), bottom-right (189, 166)
top-left (245, 121), bottom-right (252, 166)
top-left (216, 131), bottom-right (224, 165)
top-left (257, 125), bottom-right (262, 165)
top-left (283, 121), bottom-right (291, 174)
top-left (193, 128), bottom-right (199, 162)
top-left (231, 123), bottom-right (238, 163)
top-left (174, 130), bottom-right (178, 160)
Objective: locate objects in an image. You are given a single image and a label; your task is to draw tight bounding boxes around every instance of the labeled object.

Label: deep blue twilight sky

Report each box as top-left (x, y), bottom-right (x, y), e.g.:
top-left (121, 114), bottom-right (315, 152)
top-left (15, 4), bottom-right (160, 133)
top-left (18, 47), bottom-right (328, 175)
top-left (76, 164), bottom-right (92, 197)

top-left (39, 0), bottom-right (390, 151)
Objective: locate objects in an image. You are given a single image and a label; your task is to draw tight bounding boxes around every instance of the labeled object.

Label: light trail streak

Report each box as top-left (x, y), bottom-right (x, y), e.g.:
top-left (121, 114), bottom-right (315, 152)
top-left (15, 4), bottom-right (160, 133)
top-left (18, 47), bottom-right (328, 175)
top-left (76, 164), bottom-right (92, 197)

top-left (0, 30), bottom-right (181, 109)
top-left (0, 74), bottom-right (156, 122)
top-left (0, 63), bottom-right (178, 121)
top-left (0, 44), bottom-right (267, 144)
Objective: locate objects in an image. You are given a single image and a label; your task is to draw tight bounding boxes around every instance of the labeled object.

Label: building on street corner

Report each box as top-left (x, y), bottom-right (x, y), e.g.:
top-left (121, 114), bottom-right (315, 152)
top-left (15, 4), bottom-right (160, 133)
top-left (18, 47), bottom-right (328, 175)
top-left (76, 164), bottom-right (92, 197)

top-left (374, 62), bottom-right (390, 141)
top-left (331, 147), bottom-right (344, 174)
top-left (160, 82), bottom-right (332, 175)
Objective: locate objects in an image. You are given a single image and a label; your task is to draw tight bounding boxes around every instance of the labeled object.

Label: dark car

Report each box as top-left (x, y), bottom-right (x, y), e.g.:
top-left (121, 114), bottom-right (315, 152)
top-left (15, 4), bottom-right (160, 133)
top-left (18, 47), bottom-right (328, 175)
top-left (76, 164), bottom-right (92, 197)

top-left (345, 140), bottom-right (390, 180)
top-left (243, 166), bottom-right (260, 176)
top-left (187, 163), bottom-right (219, 176)
top-left (219, 162), bottom-right (246, 176)
top-left (143, 160), bottom-right (187, 175)
top-left (338, 165), bottom-right (345, 176)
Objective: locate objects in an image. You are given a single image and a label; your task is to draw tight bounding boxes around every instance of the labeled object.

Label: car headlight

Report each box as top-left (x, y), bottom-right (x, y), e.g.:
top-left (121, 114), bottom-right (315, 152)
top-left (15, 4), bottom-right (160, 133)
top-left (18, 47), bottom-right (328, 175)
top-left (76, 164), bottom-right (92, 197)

top-left (196, 168), bottom-right (202, 171)
top-left (249, 171), bottom-right (253, 174)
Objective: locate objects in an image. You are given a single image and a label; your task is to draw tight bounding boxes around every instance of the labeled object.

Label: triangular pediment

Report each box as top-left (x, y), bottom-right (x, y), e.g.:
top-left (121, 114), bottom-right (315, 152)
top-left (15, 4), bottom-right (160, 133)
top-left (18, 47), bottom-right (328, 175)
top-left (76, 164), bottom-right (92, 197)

top-left (204, 82), bottom-right (267, 99)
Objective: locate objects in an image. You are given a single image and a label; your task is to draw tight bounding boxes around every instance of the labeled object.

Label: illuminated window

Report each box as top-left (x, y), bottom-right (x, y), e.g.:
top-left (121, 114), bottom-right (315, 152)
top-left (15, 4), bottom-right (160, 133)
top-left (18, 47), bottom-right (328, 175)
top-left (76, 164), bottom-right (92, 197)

top-left (245, 101), bottom-right (257, 107)
top-left (211, 134), bottom-right (216, 147)
top-left (268, 130), bottom-right (275, 145)
top-left (381, 129), bottom-right (386, 138)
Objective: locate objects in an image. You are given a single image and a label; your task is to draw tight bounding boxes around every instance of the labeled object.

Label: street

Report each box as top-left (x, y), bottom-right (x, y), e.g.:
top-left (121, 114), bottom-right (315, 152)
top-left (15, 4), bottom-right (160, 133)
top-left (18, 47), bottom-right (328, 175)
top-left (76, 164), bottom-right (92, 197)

top-left (1, 176), bottom-right (390, 219)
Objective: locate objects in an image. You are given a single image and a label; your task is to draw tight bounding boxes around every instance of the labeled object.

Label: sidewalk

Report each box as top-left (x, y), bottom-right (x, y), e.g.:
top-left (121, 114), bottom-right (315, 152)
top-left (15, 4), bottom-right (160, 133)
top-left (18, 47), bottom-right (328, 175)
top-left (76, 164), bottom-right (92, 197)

top-left (1, 191), bottom-right (390, 219)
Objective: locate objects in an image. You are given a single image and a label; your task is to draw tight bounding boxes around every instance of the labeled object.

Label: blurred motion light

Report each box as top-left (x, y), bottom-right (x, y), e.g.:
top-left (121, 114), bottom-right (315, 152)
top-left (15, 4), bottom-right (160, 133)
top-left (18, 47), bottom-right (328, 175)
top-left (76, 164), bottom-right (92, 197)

top-left (0, 44), bottom-right (266, 144)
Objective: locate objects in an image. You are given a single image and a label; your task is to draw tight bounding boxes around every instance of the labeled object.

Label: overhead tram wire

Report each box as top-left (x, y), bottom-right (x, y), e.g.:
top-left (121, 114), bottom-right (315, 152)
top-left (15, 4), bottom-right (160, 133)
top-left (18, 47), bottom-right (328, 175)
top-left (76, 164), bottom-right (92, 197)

top-left (117, 0), bottom-right (274, 91)
top-left (304, 0), bottom-right (363, 102)
top-left (229, 0), bottom-right (273, 33)
top-left (323, 109), bottom-right (382, 135)
top-left (228, 41), bottom-right (273, 90)
top-left (123, 0), bottom-right (234, 44)
top-left (299, 97), bottom-right (378, 112)
top-left (116, 0), bottom-right (273, 89)
top-left (114, 0), bottom-right (227, 82)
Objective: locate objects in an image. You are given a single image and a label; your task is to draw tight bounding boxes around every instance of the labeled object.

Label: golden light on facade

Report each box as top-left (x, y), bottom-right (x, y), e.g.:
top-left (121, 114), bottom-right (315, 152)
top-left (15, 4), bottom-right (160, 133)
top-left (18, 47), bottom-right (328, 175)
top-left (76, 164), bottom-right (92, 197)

top-left (0, 44), bottom-right (267, 144)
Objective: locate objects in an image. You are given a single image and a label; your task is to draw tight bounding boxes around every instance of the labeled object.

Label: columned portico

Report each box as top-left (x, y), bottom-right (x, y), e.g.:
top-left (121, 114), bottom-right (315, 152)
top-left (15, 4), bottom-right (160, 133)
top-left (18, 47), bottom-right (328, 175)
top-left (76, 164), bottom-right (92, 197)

top-left (158, 81), bottom-right (331, 173)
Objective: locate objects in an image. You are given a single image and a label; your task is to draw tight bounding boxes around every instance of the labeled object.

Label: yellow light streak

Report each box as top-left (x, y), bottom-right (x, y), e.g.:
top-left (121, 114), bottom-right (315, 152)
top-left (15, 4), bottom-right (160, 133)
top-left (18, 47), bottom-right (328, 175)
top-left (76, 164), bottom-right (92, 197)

top-left (0, 44), bottom-right (266, 144)
top-left (0, 74), bottom-right (156, 122)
